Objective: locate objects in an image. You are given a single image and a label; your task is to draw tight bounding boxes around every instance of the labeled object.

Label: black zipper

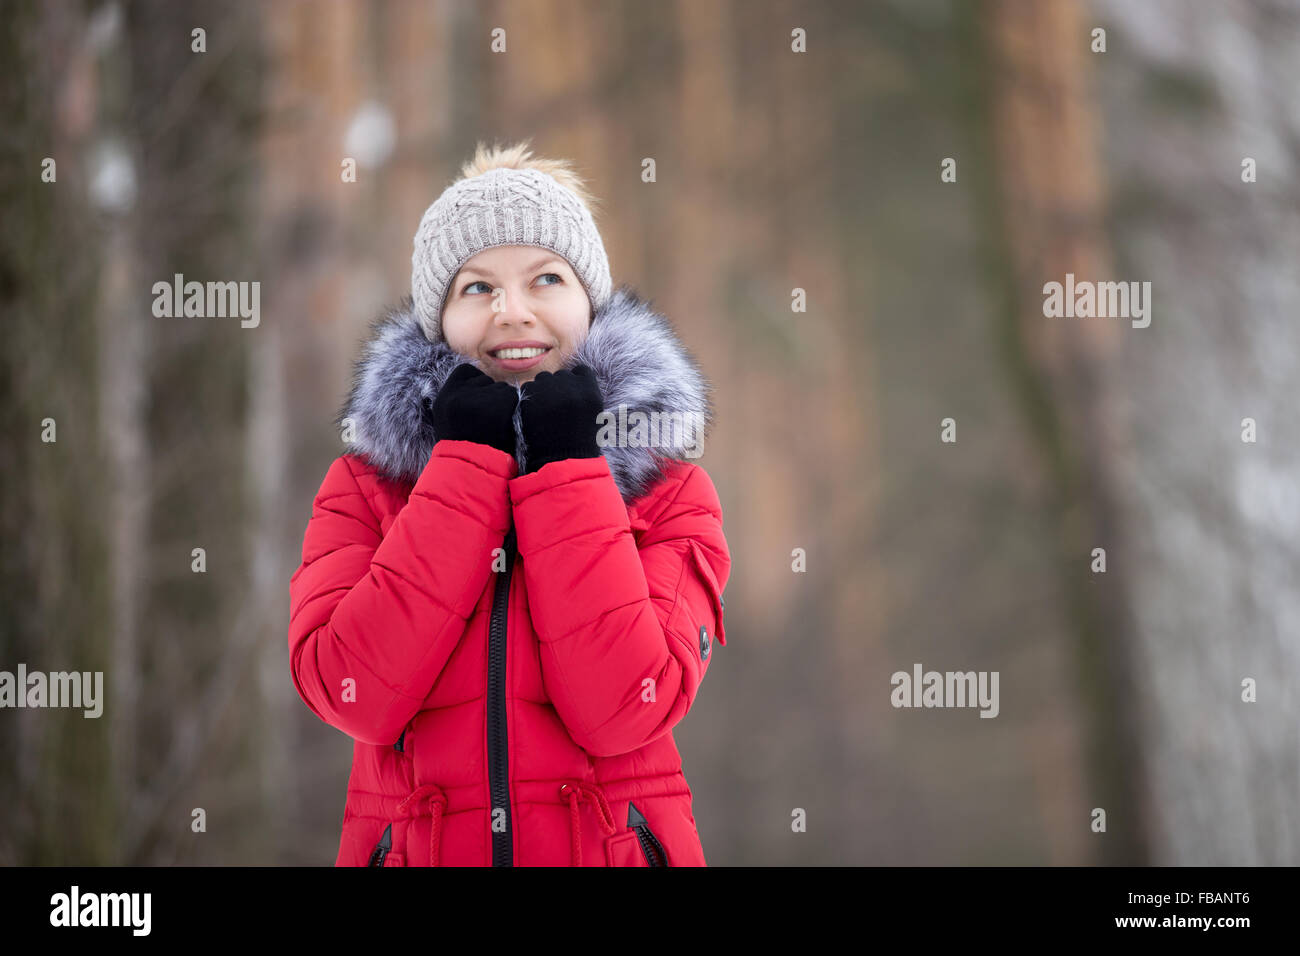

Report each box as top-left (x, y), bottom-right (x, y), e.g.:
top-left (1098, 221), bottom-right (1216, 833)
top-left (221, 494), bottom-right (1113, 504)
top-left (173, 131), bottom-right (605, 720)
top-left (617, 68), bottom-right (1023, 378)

top-left (488, 524), bottom-right (517, 866)
top-left (369, 730), bottom-right (406, 863)
top-left (367, 822), bottom-right (392, 866)
top-left (627, 801), bottom-right (667, 866)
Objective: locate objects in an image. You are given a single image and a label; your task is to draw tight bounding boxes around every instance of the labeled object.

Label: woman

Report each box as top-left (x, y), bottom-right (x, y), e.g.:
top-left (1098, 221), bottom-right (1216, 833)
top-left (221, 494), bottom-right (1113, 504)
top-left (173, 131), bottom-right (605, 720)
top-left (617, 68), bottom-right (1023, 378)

top-left (288, 141), bottom-right (731, 866)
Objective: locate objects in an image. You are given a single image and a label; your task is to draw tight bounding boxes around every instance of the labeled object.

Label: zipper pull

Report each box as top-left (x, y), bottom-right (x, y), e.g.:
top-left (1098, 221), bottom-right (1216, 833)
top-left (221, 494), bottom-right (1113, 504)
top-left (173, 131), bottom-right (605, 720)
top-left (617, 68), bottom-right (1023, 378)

top-left (367, 823), bottom-right (392, 866)
top-left (627, 802), bottom-right (667, 866)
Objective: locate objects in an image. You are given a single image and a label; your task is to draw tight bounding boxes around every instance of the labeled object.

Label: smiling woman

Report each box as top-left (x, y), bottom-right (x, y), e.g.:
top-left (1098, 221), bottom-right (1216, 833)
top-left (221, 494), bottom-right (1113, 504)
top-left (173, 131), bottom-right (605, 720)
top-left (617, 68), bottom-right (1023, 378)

top-left (441, 244), bottom-right (593, 384)
top-left (410, 140), bottom-right (611, 348)
top-left (290, 139), bottom-right (731, 868)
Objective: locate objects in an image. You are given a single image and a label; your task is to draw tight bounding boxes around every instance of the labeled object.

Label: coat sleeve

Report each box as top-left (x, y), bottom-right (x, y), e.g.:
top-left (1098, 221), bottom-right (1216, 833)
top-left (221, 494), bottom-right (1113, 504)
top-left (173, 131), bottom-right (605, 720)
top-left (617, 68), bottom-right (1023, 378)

top-left (288, 440), bottom-right (516, 746)
top-left (508, 455), bottom-right (730, 758)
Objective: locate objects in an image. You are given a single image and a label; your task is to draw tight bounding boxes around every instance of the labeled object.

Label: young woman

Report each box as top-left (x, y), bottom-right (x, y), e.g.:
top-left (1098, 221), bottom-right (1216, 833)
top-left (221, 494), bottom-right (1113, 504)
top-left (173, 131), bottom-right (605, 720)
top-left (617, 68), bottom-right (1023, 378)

top-left (288, 141), bottom-right (731, 866)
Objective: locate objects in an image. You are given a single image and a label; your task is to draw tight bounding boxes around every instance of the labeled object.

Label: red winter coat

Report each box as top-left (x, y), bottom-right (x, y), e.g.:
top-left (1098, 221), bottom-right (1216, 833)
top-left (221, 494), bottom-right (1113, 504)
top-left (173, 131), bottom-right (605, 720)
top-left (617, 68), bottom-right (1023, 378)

top-left (289, 287), bottom-right (730, 866)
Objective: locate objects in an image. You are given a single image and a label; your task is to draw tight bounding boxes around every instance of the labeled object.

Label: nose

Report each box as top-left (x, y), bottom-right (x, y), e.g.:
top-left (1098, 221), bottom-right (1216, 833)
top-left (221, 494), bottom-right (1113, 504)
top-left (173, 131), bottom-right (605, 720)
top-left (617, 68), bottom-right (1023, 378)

top-left (492, 284), bottom-right (537, 327)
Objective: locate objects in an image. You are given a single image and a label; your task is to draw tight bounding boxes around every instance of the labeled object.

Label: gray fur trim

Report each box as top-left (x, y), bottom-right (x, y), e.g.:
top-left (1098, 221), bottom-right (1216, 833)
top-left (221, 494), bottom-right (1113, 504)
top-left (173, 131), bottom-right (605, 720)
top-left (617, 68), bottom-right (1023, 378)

top-left (335, 284), bottom-right (715, 505)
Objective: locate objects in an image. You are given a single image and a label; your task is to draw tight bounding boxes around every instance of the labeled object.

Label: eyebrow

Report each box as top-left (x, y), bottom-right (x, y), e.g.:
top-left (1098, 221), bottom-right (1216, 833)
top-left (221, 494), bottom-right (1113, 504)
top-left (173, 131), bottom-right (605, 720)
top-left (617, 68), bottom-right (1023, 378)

top-left (458, 254), bottom-right (564, 280)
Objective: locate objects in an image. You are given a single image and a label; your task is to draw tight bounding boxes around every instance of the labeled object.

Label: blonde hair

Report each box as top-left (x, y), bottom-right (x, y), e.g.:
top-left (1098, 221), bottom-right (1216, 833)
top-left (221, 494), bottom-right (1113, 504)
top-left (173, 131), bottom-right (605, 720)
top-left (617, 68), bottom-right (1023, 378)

top-left (456, 139), bottom-right (601, 218)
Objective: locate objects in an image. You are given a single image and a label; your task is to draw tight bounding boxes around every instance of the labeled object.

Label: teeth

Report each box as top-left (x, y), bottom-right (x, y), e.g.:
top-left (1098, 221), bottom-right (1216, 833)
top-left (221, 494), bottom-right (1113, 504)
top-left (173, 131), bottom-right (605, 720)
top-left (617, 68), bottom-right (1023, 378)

top-left (495, 347), bottom-right (547, 359)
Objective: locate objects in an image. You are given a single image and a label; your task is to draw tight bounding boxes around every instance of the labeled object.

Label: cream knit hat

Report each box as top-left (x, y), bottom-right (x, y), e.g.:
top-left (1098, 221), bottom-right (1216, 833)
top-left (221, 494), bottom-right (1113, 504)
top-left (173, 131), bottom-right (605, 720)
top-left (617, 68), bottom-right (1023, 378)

top-left (410, 166), bottom-right (613, 343)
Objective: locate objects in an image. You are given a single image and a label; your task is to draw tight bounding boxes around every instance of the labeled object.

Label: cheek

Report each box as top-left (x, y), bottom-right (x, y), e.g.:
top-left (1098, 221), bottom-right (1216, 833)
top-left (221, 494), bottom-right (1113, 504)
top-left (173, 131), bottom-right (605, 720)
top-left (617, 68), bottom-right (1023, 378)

top-left (442, 318), bottom-right (481, 357)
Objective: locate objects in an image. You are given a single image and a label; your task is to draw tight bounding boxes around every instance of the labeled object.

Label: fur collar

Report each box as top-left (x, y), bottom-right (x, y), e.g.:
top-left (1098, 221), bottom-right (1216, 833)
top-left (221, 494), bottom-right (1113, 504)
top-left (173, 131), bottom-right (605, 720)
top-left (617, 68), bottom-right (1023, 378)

top-left (336, 285), bottom-right (715, 506)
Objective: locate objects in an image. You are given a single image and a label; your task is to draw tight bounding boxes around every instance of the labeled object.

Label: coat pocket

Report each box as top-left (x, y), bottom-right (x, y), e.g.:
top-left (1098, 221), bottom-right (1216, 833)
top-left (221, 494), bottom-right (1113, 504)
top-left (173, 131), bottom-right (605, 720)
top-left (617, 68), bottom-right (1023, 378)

top-left (605, 830), bottom-right (648, 867)
top-left (685, 539), bottom-right (726, 648)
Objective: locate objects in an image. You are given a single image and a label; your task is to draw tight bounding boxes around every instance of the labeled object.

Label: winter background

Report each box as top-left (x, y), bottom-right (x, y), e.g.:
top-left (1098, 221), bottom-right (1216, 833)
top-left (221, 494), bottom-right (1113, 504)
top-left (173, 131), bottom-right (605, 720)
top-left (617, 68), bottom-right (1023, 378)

top-left (2, 0), bottom-right (1298, 865)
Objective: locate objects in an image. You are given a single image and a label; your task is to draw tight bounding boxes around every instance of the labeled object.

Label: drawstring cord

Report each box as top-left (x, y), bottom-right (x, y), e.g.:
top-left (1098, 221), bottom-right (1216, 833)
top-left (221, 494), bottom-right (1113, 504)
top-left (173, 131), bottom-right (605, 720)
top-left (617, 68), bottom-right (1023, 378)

top-left (397, 783), bottom-right (448, 866)
top-left (392, 781), bottom-right (615, 866)
top-left (560, 781), bottom-right (617, 867)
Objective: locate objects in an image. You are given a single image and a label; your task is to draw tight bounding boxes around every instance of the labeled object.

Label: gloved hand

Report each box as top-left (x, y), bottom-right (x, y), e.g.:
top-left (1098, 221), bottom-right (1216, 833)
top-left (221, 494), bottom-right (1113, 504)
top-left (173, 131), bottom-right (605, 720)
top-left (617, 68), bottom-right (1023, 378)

top-left (519, 365), bottom-right (605, 473)
top-left (427, 363), bottom-right (519, 458)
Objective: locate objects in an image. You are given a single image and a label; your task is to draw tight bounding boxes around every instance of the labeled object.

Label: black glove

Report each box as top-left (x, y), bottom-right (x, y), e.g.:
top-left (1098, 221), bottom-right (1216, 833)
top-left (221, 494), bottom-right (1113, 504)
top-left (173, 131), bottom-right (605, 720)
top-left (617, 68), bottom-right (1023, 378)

top-left (427, 363), bottom-right (518, 457)
top-left (519, 365), bottom-right (605, 473)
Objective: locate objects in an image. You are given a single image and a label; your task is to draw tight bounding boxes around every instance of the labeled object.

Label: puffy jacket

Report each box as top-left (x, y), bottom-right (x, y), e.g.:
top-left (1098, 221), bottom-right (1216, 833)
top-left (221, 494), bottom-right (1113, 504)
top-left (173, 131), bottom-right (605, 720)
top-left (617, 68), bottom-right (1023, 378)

top-left (289, 286), bottom-right (730, 866)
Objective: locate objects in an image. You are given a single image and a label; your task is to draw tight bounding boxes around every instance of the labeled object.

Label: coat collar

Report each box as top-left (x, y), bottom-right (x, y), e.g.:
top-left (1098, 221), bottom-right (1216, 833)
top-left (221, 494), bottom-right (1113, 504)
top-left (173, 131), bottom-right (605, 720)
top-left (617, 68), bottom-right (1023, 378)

top-left (337, 285), bottom-right (714, 506)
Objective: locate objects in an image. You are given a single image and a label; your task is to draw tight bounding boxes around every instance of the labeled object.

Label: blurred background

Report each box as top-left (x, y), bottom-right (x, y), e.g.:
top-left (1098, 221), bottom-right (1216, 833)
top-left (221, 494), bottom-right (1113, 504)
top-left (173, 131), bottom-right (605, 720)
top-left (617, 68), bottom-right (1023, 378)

top-left (3, 0), bottom-right (1298, 866)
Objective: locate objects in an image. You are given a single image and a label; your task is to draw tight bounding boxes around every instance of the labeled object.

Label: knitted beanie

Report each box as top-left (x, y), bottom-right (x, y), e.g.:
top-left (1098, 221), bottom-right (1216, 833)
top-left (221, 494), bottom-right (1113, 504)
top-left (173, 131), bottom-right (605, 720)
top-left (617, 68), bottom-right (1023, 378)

top-left (410, 166), bottom-right (613, 343)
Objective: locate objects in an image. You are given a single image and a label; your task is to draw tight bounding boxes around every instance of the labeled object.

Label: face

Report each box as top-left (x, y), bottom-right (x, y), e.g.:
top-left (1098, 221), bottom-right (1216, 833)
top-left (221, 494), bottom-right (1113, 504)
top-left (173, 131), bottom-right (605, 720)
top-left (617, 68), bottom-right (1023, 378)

top-left (441, 244), bottom-right (593, 384)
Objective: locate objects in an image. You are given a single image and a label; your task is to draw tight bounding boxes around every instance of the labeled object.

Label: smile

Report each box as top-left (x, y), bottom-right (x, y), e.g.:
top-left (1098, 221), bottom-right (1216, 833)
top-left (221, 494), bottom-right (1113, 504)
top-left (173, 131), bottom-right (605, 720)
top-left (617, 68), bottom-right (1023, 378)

top-left (490, 347), bottom-right (550, 359)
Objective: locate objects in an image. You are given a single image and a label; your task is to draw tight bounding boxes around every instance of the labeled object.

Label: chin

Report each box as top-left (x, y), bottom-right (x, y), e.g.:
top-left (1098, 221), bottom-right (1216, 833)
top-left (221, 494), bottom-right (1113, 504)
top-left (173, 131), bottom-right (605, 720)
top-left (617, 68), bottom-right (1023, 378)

top-left (491, 367), bottom-right (540, 385)
top-left (518, 360), bottom-right (561, 382)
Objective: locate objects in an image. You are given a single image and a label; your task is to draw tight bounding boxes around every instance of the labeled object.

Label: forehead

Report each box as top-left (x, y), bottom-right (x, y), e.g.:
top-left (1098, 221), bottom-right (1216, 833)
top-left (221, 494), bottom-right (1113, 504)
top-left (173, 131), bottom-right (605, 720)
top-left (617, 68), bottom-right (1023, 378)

top-left (458, 245), bottom-right (569, 276)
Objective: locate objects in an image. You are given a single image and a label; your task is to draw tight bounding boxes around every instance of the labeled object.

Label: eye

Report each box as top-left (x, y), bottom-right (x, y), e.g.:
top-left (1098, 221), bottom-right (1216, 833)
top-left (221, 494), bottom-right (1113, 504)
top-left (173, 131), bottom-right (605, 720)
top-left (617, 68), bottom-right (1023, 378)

top-left (536, 273), bottom-right (562, 286)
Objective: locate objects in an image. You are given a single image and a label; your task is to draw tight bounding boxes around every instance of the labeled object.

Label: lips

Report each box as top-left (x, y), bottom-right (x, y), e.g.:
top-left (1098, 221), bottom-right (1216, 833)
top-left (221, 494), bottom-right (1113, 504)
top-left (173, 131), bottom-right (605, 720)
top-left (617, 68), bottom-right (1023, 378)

top-left (488, 344), bottom-right (552, 373)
